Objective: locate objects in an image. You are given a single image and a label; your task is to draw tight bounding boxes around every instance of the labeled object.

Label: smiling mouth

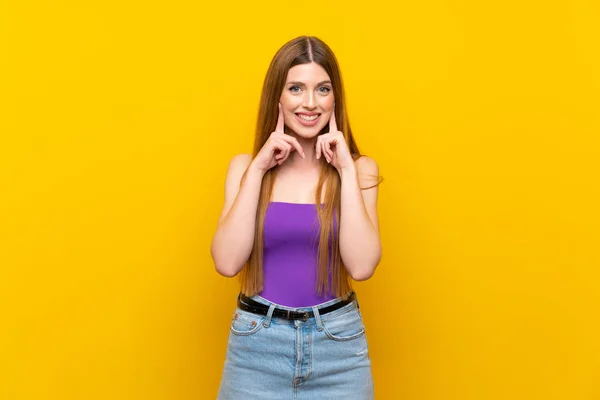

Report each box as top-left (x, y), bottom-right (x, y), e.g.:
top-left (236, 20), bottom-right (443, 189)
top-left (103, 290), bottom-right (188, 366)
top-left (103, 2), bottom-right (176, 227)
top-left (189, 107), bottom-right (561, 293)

top-left (296, 113), bottom-right (320, 121)
top-left (295, 113), bottom-right (321, 127)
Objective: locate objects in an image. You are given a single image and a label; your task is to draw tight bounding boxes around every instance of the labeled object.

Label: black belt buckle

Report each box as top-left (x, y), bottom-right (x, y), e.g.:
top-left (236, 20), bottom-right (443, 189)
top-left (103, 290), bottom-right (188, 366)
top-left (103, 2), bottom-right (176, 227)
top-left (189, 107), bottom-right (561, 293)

top-left (286, 310), bottom-right (309, 321)
top-left (299, 311), bottom-right (309, 322)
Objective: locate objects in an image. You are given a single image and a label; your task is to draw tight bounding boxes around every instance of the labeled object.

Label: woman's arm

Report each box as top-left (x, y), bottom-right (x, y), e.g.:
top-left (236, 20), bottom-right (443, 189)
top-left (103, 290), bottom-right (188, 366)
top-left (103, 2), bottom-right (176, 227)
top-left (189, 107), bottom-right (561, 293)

top-left (338, 156), bottom-right (382, 280)
top-left (210, 154), bottom-right (265, 277)
top-left (211, 111), bottom-right (305, 277)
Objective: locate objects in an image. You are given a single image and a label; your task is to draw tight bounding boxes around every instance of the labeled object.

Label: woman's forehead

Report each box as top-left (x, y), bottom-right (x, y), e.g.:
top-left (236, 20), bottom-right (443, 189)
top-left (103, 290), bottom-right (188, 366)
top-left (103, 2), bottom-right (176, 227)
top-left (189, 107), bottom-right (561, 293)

top-left (286, 62), bottom-right (330, 84)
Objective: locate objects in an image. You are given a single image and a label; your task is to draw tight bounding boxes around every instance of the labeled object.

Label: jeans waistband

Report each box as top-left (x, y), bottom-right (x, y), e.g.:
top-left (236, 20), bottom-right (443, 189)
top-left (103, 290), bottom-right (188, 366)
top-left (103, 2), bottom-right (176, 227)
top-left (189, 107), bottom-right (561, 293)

top-left (247, 291), bottom-right (357, 313)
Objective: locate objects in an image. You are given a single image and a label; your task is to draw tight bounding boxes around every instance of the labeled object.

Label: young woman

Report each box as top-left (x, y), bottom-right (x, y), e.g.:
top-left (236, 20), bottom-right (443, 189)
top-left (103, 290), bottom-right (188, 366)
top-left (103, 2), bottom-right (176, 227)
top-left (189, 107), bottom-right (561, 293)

top-left (211, 35), bottom-right (382, 399)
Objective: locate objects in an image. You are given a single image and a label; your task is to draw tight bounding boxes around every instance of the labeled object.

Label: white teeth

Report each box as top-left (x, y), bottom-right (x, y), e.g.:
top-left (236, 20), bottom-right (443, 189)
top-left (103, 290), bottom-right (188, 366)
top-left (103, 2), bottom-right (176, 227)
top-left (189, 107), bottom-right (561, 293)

top-left (297, 114), bottom-right (319, 121)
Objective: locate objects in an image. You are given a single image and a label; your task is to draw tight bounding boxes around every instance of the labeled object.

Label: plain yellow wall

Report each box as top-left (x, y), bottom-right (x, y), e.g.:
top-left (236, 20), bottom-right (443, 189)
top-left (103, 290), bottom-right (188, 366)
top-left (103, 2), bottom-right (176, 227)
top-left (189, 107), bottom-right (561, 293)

top-left (1, 0), bottom-right (599, 399)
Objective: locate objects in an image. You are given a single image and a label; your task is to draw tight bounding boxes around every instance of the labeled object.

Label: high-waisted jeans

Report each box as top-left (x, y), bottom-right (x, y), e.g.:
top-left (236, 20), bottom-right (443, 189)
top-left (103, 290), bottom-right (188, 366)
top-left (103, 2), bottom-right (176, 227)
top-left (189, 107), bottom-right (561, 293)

top-left (217, 291), bottom-right (374, 399)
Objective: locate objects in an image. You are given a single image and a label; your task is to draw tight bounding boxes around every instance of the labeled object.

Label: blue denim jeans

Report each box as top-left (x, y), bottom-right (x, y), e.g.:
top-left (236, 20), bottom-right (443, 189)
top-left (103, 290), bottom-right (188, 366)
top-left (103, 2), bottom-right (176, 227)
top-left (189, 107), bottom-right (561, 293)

top-left (217, 291), bottom-right (374, 399)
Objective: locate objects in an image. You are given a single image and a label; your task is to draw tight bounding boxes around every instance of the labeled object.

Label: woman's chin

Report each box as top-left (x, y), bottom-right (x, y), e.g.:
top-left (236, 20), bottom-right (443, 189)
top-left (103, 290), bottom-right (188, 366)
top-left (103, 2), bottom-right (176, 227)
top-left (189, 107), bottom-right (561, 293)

top-left (290, 124), bottom-right (325, 139)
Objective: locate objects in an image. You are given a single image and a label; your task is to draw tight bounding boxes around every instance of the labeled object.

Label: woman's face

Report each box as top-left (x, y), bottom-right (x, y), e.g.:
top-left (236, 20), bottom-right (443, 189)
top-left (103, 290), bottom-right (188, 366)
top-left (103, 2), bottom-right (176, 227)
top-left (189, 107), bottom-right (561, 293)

top-left (279, 62), bottom-right (335, 139)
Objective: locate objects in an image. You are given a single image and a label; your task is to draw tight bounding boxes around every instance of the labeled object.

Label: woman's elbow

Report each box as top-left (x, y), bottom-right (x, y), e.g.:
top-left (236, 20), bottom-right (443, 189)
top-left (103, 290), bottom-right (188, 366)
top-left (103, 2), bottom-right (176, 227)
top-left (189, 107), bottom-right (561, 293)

top-left (212, 258), bottom-right (242, 278)
top-left (215, 265), bottom-right (239, 278)
top-left (350, 267), bottom-right (376, 281)
top-left (349, 252), bottom-right (381, 281)
top-left (210, 246), bottom-right (241, 277)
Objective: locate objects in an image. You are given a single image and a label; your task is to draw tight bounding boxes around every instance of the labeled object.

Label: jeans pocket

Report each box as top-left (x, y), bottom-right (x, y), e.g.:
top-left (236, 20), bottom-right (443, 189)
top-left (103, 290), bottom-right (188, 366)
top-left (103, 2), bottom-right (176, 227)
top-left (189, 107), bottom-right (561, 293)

top-left (321, 306), bottom-right (366, 342)
top-left (230, 308), bottom-right (265, 336)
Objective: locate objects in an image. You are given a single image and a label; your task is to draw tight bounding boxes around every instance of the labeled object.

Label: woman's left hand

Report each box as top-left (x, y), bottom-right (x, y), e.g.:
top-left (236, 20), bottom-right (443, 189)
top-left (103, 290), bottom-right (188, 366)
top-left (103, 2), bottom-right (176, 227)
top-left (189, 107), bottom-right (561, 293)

top-left (316, 106), bottom-right (354, 173)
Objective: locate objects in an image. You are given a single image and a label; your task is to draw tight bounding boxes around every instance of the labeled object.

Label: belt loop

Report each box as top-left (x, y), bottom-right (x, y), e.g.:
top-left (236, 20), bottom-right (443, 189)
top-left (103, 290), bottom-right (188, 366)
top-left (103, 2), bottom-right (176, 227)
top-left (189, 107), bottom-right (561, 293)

top-left (352, 290), bottom-right (360, 309)
top-left (263, 303), bottom-right (276, 328)
top-left (312, 305), bottom-right (324, 331)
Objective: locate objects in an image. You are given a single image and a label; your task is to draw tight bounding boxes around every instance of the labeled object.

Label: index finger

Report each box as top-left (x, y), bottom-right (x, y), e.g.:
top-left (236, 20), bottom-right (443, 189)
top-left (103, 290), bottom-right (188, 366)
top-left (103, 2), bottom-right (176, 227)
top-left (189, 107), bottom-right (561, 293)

top-left (328, 103), bottom-right (338, 133)
top-left (279, 134), bottom-right (305, 158)
top-left (276, 103), bottom-right (285, 133)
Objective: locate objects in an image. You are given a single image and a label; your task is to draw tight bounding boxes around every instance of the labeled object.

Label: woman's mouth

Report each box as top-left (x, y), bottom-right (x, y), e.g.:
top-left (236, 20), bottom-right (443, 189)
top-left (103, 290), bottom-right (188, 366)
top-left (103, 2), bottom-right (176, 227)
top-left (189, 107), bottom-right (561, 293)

top-left (295, 113), bottom-right (321, 127)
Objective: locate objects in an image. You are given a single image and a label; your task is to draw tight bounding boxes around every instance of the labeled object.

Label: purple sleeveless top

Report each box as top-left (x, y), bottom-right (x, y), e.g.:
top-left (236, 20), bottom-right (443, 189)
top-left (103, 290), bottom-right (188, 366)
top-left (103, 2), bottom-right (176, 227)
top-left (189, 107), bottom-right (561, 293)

top-left (258, 202), bottom-right (337, 307)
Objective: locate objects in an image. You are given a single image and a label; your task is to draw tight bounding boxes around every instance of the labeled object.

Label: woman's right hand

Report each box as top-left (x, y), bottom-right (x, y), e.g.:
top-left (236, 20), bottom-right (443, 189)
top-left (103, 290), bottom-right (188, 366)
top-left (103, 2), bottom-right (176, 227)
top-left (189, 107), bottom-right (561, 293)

top-left (250, 103), bottom-right (305, 174)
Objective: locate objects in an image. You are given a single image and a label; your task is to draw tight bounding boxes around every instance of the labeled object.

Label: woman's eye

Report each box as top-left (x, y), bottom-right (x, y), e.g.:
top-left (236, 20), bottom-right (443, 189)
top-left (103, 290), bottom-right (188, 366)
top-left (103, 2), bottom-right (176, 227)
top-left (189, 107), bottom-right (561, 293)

top-left (318, 86), bottom-right (332, 93)
top-left (289, 86), bottom-right (301, 93)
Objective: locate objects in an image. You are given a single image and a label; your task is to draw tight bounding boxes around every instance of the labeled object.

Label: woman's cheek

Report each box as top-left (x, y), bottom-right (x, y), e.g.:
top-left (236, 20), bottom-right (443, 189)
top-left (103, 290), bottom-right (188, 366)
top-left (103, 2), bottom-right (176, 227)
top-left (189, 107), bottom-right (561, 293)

top-left (320, 97), bottom-right (334, 111)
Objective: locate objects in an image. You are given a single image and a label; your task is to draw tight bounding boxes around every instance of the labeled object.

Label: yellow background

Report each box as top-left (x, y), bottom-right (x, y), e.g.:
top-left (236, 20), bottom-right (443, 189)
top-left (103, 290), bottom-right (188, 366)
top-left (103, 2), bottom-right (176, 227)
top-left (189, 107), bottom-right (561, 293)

top-left (1, 0), bottom-right (599, 399)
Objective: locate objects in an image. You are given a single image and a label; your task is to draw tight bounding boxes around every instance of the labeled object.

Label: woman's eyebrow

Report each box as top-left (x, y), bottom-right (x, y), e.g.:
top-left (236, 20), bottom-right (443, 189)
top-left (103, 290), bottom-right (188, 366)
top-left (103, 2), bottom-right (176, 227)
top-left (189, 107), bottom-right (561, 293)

top-left (286, 80), bottom-right (332, 86)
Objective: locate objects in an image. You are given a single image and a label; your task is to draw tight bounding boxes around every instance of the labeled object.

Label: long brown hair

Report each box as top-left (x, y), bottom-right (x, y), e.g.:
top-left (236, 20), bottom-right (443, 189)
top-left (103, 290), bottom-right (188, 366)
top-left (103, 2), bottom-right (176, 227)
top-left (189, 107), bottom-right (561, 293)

top-left (239, 36), bottom-right (365, 298)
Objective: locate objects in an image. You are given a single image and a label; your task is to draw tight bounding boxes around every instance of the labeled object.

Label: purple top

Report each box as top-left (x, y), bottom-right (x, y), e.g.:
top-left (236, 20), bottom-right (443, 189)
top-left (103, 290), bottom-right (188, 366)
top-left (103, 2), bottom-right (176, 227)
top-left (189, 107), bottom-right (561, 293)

top-left (258, 202), bottom-right (337, 307)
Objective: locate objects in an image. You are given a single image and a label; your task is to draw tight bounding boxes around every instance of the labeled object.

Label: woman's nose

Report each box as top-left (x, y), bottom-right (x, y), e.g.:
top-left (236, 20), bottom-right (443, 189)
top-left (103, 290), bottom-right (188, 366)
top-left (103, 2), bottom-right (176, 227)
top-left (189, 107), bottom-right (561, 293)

top-left (303, 91), bottom-right (316, 109)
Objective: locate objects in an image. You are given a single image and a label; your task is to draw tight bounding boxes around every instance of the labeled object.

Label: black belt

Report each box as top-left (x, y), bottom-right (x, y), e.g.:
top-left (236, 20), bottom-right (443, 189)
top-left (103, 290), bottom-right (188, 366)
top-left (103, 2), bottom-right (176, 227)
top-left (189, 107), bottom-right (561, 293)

top-left (237, 291), bottom-right (357, 322)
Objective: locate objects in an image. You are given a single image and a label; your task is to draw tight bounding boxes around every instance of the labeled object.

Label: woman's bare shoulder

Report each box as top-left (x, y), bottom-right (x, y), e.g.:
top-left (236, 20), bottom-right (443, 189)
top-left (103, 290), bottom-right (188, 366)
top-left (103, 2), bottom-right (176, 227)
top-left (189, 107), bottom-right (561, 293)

top-left (219, 154), bottom-right (253, 218)
top-left (354, 155), bottom-right (378, 174)
top-left (229, 153), bottom-right (253, 167)
top-left (226, 153), bottom-right (253, 174)
top-left (354, 155), bottom-right (381, 189)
